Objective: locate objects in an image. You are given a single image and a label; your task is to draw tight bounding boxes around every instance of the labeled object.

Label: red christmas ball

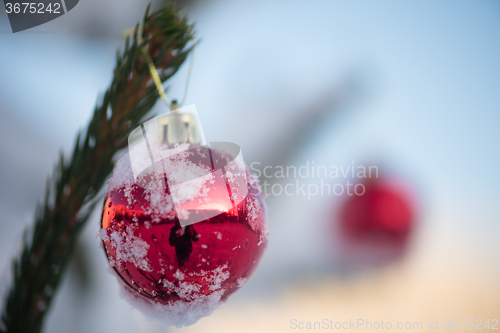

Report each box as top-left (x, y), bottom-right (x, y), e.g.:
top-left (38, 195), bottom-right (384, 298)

top-left (341, 178), bottom-right (414, 243)
top-left (337, 176), bottom-right (415, 265)
top-left (98, 143), bottom-right (268, 326)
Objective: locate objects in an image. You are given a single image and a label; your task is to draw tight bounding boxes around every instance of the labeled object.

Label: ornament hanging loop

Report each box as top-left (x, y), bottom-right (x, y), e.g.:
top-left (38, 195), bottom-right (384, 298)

top-left (122, 28), bottom-right (196, 110)
top-left (122, 26), bottom-right (173, 109)
top-left (122, 27), bottom-right (201, 146)
top-left (142, 45), bottom-right (171, 108)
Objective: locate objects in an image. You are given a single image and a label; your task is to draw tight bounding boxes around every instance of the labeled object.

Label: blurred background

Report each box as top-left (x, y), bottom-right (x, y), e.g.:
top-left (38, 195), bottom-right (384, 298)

top-left (1, 0), bottom-right (499, 332)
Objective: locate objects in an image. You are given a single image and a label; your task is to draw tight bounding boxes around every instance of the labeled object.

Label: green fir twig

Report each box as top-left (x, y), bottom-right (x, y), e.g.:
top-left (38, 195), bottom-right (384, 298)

top-left (0, 4), bottom-right (196, 333)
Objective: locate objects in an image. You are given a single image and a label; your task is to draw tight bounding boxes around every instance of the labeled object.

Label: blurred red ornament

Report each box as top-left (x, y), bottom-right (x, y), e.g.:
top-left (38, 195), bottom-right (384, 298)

top-left (341, 178), bottom-right (414, 243)
top-left (99, 145), bottom-right (268, 326)
top-left (337, 176), bottom-right (416, 265)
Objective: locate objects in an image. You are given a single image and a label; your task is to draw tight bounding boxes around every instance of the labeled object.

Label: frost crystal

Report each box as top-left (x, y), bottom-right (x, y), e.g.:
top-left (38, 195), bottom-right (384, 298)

top-left (246, 196), bottom-right (261, 231)
top-left (119, 264), bottom-right (231, 327)
top-left (98, 225), bottom-right (152, 272)
top-left (204, 264), bottom-right (230, 291)
top-left (236, 277), bottom-right (248, 288)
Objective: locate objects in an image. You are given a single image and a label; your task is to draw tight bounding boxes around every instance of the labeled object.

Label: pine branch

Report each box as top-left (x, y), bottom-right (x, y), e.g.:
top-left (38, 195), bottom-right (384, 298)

top-left (0, 5), bottom-right (196, 333)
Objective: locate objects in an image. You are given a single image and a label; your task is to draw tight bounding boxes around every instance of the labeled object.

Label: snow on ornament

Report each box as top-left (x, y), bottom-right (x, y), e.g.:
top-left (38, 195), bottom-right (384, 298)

top-left (98, 105), bottom-right (268, 327)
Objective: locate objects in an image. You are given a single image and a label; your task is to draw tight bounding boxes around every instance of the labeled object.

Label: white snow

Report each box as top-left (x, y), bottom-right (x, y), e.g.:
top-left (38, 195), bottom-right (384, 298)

top-left (97, 225), bottom-right (152, 272)
top-left (203, 264), bottom-right (230, 291)
top-left (173, 269), bottom-right (185, 281)
top-left (236, 277), bottom-right (248, 288)
top-left (246, 196), bottom-right (261, 231)
top-left (118, 264), bottom-right (231, 328)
